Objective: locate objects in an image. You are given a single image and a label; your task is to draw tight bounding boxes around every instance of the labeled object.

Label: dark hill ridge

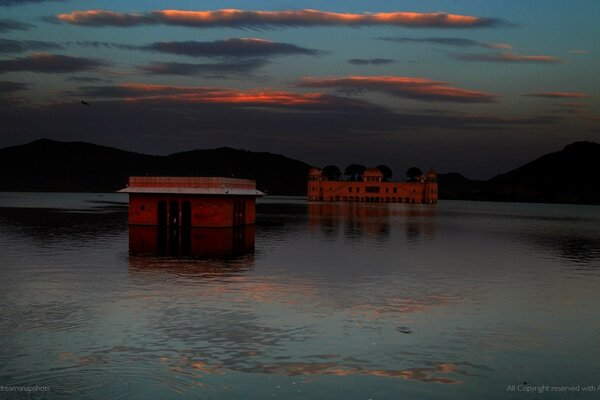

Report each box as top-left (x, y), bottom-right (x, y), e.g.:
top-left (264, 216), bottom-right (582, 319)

top-left (0, 139), bottom-right (310, 195)
top-left (1, 139), bottom-right (599, 204)
top-left (439, 141), bottom-right (600, 204)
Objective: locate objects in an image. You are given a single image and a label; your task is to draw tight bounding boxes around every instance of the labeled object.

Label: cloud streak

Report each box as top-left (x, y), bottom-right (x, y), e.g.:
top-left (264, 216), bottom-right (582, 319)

top-left (378, 36), bottom-right (511, 49)
top-left (142, 38), bottom-right (320, 58)
top-left (299, 75), bottom-right (497, 103)
top-left (0, 0), bottom-right (63, 6)
top-left (137, 59), bottom-right (267, 77)
top-left (55, 9), bottom-right (505, 29)
top-left (0, 53), bottom-right (107, 74)
top-left (68, 83), bottom-right (375, 110)
top-left (524, 92), bottom-right (590, 99)
top-left (0, 39), bottom-right (64, 54)
top-left (453, 52), bottom-right (562, 64)
top-left (0, 80), bottom-right (28, 94)
top-left (75, 38), bottom-right (319, 58)
top-left (348, 58), bottom-right (394, 65)
top-left (0, 18), bottom-right (34, 32)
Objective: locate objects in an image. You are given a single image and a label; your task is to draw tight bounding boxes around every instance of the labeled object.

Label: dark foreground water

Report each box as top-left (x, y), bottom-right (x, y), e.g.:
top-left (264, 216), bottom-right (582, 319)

top-left (1, 193), bottom-right (600, 399)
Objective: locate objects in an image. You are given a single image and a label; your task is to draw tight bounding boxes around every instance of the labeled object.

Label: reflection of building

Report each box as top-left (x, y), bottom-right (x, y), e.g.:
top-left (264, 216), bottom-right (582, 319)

top-left (308, 202), bottom-right (391, 240)
top-left (129, 225), bottom-right (255, 258)
top-left (119, 177), bottom-right (263, 258)
top-left (308, 202), bottom-right (437, 242)
top-left (308, 168), bottom-right (437, 204)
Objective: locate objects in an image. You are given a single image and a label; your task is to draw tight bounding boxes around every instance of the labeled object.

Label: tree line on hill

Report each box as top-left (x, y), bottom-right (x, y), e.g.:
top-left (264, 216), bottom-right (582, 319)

top-left (319, 164), bottom-right (423, 182)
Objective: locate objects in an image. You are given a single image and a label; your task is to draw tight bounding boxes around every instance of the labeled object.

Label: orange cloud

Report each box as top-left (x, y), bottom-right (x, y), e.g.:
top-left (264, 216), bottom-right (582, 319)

top-left (299, 75), bottom-right (497, 103)
top-left (56, 9), bottom-right (503, 29)
top-left (73, 83), bottom-right (374, 109)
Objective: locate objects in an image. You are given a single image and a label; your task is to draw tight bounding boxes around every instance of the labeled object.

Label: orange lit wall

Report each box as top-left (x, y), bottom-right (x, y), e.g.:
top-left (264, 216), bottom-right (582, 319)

top-left (128, 194), bottom-right (256, 228)
top-left (307, 180), bottom-right (437, 204)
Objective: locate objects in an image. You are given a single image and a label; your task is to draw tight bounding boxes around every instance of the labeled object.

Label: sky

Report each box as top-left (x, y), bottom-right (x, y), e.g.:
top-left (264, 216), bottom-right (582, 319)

top-left (1, 0), bottom-right (599, 179)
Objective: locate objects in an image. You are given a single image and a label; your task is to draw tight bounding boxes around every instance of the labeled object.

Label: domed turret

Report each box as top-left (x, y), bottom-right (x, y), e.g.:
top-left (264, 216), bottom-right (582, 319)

top-left (363, 168), bottom-right (383, 182)
top-left (425, 169), bottom-right (437, 182)
top-left (308, 167), bottom-right (322, 181)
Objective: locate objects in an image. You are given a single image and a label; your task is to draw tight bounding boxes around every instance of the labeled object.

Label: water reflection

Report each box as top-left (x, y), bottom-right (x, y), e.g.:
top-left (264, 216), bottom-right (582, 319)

top-left (129, 225), bottom-right (255, 258)
top-left (128, 253), bottom-right (255, 279)
top-left (529, 230), bottom-right (600, 267)
top-left (307, 202), bottom-right (436, 243)
top-left (3, 195), bottom-right (600, 399)
top-left (0, 206), bottom-right (126, 243)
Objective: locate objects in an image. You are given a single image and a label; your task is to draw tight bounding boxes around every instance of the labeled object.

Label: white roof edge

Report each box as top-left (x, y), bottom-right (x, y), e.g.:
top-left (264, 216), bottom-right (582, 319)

top-left (117, 187), bottom-right (265, 196)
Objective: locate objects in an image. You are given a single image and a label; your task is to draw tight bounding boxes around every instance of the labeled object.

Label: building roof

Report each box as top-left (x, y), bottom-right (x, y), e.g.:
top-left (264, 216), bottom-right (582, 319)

top-left (308, 167), bottom-right (322, 175)
top-left (118, 176), bottom-right (264, 196)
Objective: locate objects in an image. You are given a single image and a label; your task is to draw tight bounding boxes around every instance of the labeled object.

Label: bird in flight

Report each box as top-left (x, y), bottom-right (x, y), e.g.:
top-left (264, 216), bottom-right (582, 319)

top-left (81, 100), bottom-right (90, 107)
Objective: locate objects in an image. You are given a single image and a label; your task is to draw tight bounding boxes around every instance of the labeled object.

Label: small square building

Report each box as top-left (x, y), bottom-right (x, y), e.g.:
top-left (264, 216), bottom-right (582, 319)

top-left (119, 177), bottom-right (264, 228)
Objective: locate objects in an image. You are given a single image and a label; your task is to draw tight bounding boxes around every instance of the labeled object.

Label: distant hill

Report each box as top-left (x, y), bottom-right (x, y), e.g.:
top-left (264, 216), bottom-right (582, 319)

top-left (0, 139), bottom-right (311, 195)
top-left (439, 141), bottom-right (600, 204)
top-left (1, 139), bottom-right (599, 203)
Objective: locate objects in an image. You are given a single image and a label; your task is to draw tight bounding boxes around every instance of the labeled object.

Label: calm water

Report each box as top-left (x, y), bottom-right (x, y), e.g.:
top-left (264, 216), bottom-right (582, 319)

top-left (1, 193), bottom-right (600, 399)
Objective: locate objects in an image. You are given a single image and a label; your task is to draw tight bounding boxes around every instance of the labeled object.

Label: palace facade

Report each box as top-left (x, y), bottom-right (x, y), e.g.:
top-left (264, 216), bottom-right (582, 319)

top-left (308, 168), bottom-right (438, 204)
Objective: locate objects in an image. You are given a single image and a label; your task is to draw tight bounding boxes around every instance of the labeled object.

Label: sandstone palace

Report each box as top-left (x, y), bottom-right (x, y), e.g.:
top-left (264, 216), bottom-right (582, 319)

top-left (308, 167), bottom-right (438, 204)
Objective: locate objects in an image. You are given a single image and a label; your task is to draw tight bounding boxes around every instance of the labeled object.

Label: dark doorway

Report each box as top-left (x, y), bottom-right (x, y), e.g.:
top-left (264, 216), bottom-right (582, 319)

top-left (157, 200), bottom-right (167, 254)
top-left (181, 201), bottom-right (191, 255)
top-left (157, 200), bottom-right (167, 228)
top-left (168, 201), bottom-right (180, 255)
top-left (233, 200), bottom-right (245, 227)
top-left (169, 201), bottom-right (179, 227)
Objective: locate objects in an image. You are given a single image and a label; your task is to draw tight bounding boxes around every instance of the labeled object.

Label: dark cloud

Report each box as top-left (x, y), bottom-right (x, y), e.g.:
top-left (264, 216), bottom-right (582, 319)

top-left (0, 38), bottom-right (64, 54)
top-left (0, 0), bottom-right (63, 5)
top-left (67, 76), bottom-right (112, 83)
top-left (137, 59), bottom-right (267, 77)
top-left (0, 53), bottom-right (108, 74)
top-left (0, 80), bottom-right (27, 94)
top-left (553, 102), bottom-right (589, 108)
top-left (0, 18), bottom-right (34, 32)
top-left (69, 83), bottom-right (214, 99)
top-left (348, 58), bottom-right (394, 65)
top-left (73, 41), bottom-right (138, 51)
top-left (55, 9), bottom-right (506, 29)
top-left (452, 52), bottom-right (562, 64)
top-left (142, 38), bottom-right (320, 58)
top-left (299, 76), bottom-right (497, 103)
top-left (524, 92), bottom-right (590, 99)
top-left (378, 36), bottom-right (511, 49)
top-left (74, 38), bottom-right (320, 58)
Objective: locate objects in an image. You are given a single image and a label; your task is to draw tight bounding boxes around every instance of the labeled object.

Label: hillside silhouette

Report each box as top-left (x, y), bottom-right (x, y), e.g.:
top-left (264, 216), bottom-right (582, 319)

top-left (1, 139), bottom-right (599, 204)
top-left (0, 139), bottom-right (310, 195)
top-left (439, 141), bottom-right (600, 204)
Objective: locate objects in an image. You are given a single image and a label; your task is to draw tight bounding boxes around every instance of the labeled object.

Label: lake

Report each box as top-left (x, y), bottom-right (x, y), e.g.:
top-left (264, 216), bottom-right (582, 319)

top-left (1, 193), bottom-right (599, 399)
